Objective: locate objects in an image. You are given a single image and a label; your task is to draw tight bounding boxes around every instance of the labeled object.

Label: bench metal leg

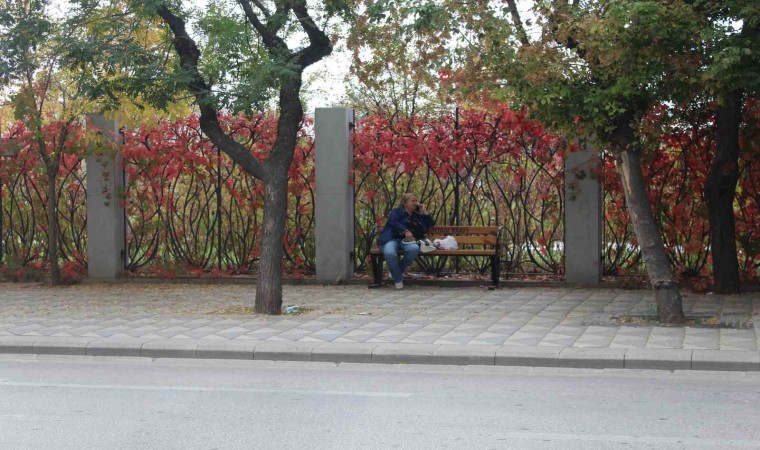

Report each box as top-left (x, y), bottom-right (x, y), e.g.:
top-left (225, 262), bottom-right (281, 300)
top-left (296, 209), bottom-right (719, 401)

top-left (368, 254), bottom-right (383, 288)
top-left (489, 254), bottom-right (500, 290)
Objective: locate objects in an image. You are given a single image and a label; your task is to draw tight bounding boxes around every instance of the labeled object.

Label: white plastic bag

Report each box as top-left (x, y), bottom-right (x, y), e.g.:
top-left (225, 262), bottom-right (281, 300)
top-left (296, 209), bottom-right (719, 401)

top-left (434, 235), bottom-right (458, 250)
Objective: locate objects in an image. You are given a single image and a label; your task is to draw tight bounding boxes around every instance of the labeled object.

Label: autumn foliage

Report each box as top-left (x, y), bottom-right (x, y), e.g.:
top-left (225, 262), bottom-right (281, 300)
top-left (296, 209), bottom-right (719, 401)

top-left (603, 101), bottom-right (760, 284)
top-left (0, 119), bottom-right (87, 282)
top-left (120, 112), bottom-right (315, 277)
top-left (0, 102), bottom-right (758, 285)
top-left (353, 103), bottom-right (567, 276)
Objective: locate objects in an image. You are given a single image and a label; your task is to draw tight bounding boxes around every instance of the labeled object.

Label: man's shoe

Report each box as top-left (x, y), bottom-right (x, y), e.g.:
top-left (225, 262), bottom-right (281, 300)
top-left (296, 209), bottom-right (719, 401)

top-left (395, 281), bottom-right (404, 290)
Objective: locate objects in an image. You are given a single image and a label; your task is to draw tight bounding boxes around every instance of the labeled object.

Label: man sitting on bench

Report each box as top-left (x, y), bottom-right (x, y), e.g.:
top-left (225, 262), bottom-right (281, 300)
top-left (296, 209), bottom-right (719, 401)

top-left (376, 193), bottom-right (435, 290)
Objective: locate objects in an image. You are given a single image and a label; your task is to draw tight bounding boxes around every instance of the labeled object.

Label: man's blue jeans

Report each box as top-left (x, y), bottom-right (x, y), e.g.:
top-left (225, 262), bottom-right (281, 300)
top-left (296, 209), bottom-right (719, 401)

top-left (382, 239), bottom-right (420, 283)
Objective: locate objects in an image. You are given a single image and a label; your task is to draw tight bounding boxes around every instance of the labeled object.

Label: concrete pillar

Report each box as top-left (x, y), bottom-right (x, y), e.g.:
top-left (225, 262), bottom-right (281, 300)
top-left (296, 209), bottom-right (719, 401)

top-left (564, 138), bottom-right (602, 285)
top-left (86, 114), bottom-right (125, 279)
top-left (315, 108), bottom-right (355, 283)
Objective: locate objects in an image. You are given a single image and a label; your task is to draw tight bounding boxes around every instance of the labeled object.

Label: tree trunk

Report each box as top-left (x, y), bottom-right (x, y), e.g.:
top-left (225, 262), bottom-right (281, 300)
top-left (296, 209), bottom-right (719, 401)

top-left (704, 90), bottom-right (742, 294)
top-left (612, 114), bottom-right (684, 323)
top-left (253, 78), bottom-right (303, 314)
top-left (255, 175), bottom-right (289, 314)
top-left (155, 3), bottom-right (332, 314)
top-left (46, 165), bottom-right (61, 285)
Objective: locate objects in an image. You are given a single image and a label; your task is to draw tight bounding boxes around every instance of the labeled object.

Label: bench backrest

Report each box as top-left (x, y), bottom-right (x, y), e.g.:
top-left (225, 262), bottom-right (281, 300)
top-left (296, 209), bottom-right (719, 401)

top-left (427, 226), bottom-right (499, 247)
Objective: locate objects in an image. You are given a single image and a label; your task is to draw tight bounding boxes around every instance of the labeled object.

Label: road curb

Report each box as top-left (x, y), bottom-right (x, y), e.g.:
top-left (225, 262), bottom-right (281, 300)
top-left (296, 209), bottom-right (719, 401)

top-left (1, 337), bottom-right (758, 371)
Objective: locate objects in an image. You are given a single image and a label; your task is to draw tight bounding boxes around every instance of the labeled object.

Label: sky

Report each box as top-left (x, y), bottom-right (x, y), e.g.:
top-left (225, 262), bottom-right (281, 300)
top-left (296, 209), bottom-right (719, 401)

top-left (302, 47), bottom-right (352, 109)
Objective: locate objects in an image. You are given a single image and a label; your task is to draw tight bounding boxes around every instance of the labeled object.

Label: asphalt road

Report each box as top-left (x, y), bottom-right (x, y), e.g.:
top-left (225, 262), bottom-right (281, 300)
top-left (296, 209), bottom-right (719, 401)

top-left (0, 355), bottom-right (759, 449)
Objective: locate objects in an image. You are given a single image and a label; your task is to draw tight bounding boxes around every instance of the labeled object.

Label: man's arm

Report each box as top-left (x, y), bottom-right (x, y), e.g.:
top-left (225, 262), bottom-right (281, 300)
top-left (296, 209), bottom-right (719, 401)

top-left (387, 208), bottom-right (409, 235)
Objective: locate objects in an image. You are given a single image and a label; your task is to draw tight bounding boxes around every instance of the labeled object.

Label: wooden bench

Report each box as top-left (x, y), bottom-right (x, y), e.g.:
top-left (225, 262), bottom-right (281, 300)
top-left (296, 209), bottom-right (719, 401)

top-left (369, 225), bottom-right (502, 289)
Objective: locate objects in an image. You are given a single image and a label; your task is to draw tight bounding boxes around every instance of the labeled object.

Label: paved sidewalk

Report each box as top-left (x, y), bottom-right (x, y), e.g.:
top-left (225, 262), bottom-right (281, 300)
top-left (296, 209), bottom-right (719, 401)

top-left (0, 282), bottom-right (758, 371)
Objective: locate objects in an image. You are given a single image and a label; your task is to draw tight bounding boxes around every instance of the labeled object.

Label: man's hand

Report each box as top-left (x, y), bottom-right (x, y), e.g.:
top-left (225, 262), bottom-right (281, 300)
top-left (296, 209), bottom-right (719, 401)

top-left (418, 203), bottom-right (428, 214)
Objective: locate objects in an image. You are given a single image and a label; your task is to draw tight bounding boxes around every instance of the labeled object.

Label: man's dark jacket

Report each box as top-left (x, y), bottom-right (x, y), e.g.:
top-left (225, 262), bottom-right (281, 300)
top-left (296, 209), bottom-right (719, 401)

top-left (377, 207), bottom-right (435, 246)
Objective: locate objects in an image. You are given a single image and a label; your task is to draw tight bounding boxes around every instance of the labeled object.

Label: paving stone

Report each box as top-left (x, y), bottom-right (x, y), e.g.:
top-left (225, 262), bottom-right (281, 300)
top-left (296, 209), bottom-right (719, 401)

top-left (152, 328), bottom-right (192, 338)
top-left (264, 328), bottom-right (309, 340)
top-left (609, 342), bottom-right (646, 349)
top-left (406, 330), bottom-right (446, 339)
top-left (304, 330), bottom-right (346, 342)
top-left (404, 335), bottom-right (446, 344)
top-left (473, 331), bottom-right (511, 340)
top-left (333, 337), bottom-right (369, 343)
top-left (247, 331), bottom-right (283, 340)
top-left (573, 340), bottom-right (613, 348)
top-left (721, 343), bottom-right (759, 351)
top-left (468, 336), bottom-right (509, 346)
top-left (526, 318), bottom-right (562, 328)
top-left (7, 325), bottom-right (45, 334)
top-left (366, 336), bottom-right (410, 343)
top-left (373, 329), bottom-right (412, 338)
top-left (433, 334), bottom-right (481, 345)
top-left (682, 342), bottom-right (719, 350)
top-left (232, 335), bottom-right (260, 341)
top-left (183, 330), bottom-right (218, 339)
top-left (130, 325), bottom-right (165, 332)
top-left (211, 328), bottom-right (252, 339)
top-left (578, 327), bottom-right (618, 337)
top-left (646, 341), bottom-right (684, 350)
top-left (540, 336), bottom-right (580, 347)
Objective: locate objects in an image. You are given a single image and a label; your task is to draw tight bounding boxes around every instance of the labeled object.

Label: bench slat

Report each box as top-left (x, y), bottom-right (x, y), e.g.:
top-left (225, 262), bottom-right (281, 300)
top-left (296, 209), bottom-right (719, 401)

top-left (422, 250), bottom-right (496, 256)
top-left (425, 235), bottom-right (497, 245)
top-left (370, 248), bottom-right (495, 256)
top-left (430, 226), bottom-right (498, 235)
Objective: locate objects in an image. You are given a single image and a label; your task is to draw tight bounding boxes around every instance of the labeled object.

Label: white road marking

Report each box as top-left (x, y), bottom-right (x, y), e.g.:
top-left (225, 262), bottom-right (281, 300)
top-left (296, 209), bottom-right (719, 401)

top-left (500, 431), bottom-right (760, 447)
top-left (0, 380), bottom-right (413, 397)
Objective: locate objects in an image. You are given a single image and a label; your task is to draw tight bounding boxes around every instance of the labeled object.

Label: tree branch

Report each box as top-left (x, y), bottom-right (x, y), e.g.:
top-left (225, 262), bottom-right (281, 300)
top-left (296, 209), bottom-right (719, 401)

top-left (250, 0), bottom-right (271, 18)
top-left (237, 0), bottom-right (287, 50)
top-left (505, 0), bottom-right (530, 46)
top-left (291, 0), bottom-right (332, 67)
top-left (155, 4), bottom-right (265, 180)
top-left (543, 2), bottom-right (585, 59)
top-left (273, 0), bottom-right (292, 22)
